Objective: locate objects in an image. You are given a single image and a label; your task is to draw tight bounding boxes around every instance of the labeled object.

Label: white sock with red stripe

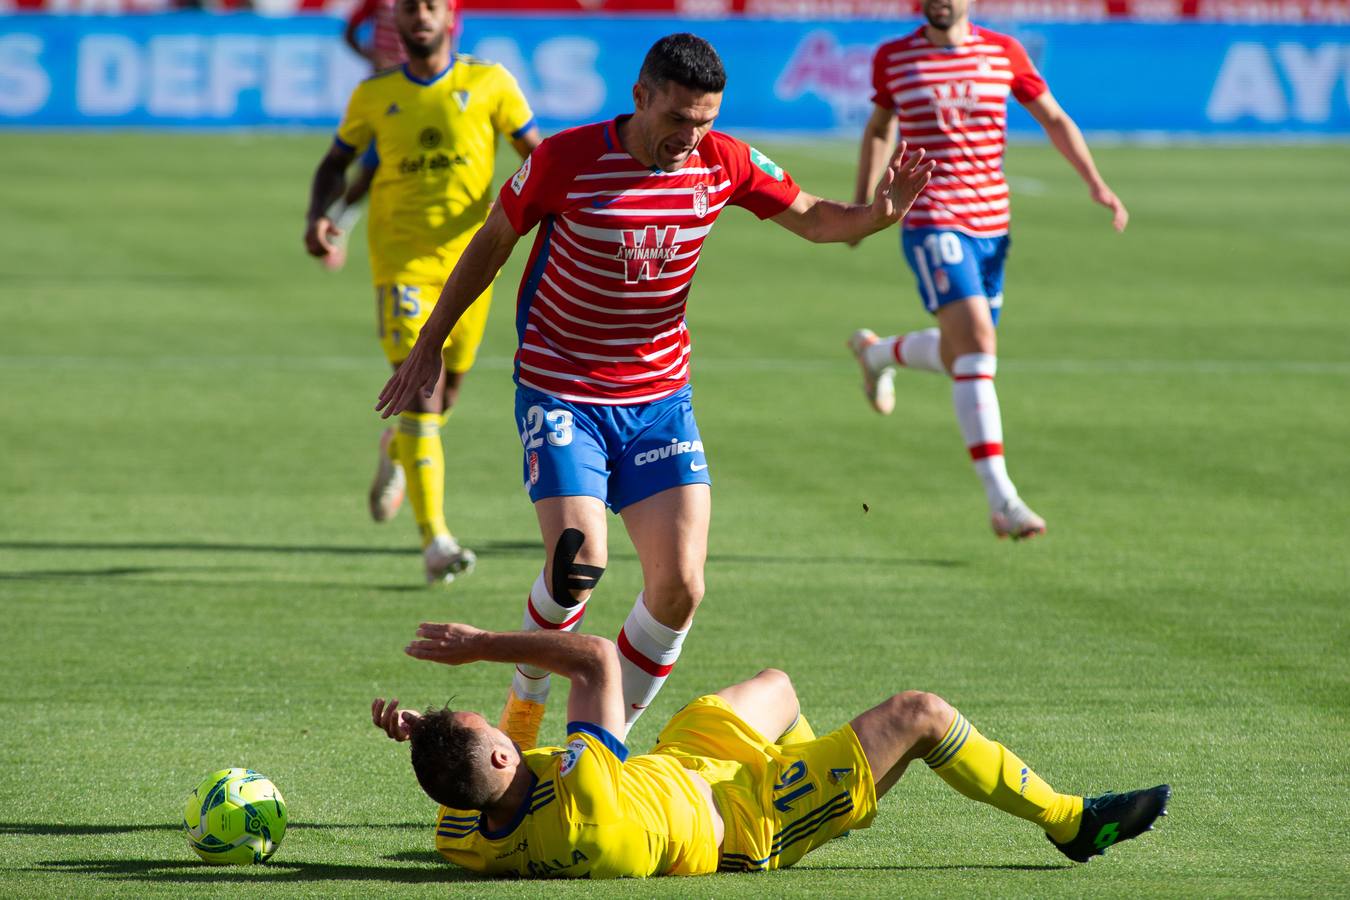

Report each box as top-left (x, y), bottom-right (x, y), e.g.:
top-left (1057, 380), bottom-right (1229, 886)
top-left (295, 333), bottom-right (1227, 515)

top-left (951, 353), bottom-right (1018, 511)
top-left (616, 592), bottom-right (688, 730)
top-left (511, 570), bottom-right (588, 703)
top-left (864, 327), bottom-right (945, 374)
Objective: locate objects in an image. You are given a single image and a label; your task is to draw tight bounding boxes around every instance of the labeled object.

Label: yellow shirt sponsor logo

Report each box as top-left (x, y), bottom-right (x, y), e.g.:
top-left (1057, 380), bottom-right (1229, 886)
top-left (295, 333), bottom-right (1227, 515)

top-left (335, 56), bottom-right (534, 285)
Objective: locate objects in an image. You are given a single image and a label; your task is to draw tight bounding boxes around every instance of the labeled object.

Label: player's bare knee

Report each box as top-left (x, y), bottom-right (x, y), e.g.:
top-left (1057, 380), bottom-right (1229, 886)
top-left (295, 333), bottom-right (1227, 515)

top-left (648, 573), bottom-right (703, 614)
top-left (885, 691), bottom-right (951, 738)
top-left (905, 691), bottom-right (955, 742)
top-left (550, 527), bottom-right (606, 606)
top-left (758, 668), bottom-right (799, 714)
top-left (755, 667), bottom-right (792, 695)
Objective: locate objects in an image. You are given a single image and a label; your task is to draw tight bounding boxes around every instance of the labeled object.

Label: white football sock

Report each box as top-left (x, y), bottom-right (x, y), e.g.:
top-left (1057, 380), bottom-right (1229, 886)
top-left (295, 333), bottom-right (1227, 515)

top-left (616, 592), bottom-right (689, 730)
top-left (866, 327), bottom-right (945, 374)
top-left (951, 353), bottom-right (1018, 510)
top-left (511, 570), bottom-right (587, 703)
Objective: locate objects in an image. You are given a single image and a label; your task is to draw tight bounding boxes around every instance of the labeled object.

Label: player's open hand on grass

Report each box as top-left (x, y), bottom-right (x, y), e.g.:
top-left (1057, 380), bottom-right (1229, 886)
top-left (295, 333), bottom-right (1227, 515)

top-left (406, 622), bottom-right (488, 665)
top-left (371, 697), bottom-right (421, 742)
top-left (376, 338), bottom-right (444, 418)
top-left (1091, 181), bottom-right (1129, 232)
top-left (873, 142), bottom-right (936, 226)
top-left (304, 215), bottom-right (342, 258)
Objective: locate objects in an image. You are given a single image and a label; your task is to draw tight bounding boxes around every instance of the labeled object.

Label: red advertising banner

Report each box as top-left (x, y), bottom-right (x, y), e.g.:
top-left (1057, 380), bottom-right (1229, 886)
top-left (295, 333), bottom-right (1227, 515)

top-left (3, 0), bottom-right (1347, 19)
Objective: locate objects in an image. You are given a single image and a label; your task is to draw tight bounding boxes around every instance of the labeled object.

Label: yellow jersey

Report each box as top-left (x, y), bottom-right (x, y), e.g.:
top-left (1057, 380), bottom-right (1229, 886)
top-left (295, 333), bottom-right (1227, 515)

top-left (433, 723), bottom-right (720, 879)
top-left (334, 56), bottom-right (534, 284)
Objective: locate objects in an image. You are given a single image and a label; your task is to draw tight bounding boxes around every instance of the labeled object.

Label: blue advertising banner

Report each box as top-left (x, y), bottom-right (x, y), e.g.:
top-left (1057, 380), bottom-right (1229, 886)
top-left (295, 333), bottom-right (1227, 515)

top-left (2, 13), bottom-right (1348, 133)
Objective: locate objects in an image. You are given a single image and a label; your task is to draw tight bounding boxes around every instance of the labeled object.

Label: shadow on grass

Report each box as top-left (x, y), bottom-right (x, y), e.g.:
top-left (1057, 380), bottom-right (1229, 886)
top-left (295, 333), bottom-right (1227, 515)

top-left (0, 540), bottom-right (966, 571)
top-left (1, 822), bottom-right (428, 836)
top-left (383, 850), bottom-right (443, 864)
top-left (0, 539), bottom-right (542, 559)
top-left (34, 858), bottom-right (478, 884)
top-left (805, 863), bottom-right (1072, 872)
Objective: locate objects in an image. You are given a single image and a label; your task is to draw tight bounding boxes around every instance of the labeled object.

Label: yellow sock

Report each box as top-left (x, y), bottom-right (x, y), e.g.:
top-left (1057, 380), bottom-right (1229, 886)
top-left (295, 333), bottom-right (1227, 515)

top-left (778, 712), bottom-right (816, 746)
top-left (925, 712), bottom-right (1084, 844)
top-left (395, 412), bottom-right (449, 547)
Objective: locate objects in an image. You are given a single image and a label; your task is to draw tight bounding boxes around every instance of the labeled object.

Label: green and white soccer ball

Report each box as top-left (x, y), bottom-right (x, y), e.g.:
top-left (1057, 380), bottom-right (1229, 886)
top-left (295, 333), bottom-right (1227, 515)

top-left (182, 768), bottom-right (287, 864)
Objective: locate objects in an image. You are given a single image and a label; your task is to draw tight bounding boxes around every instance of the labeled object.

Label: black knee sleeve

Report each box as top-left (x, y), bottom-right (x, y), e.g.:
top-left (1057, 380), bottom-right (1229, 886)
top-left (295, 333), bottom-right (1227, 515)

top-left (551, 527), bottom-right (604, 608)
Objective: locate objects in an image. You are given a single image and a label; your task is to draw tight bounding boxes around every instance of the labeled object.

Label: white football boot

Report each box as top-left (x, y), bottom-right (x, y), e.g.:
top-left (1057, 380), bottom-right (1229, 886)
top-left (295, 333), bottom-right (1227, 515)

top-left (424, 534), bottom-right (477, 584)
top-left (991, 497), bottom-right (1047, 541)
top-left (368, 428), bottom-right (406, 522)
top-left (847, 329), bottom-right (896, 415)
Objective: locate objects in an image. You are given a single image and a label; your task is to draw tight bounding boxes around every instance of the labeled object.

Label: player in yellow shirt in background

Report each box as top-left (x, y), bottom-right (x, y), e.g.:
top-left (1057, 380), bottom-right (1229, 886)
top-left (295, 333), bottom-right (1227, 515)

top-left (303, 0), bottom-right (539, 583)
top-left (371, 622), bottom-right (1170, 878)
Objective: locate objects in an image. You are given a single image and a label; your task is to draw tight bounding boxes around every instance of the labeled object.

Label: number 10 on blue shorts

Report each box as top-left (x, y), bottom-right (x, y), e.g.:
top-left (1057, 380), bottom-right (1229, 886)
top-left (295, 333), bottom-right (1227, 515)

top-left (901, 227), bottom-right (1010, 326)
top-left (515, 384), bottom-right (711, 513)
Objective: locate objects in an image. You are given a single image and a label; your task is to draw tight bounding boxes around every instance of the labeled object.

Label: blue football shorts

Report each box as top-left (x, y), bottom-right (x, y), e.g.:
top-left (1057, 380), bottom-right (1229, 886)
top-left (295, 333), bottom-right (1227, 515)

top-left (901, 227), bottom-right (1010, 326)
top-left (514, 384), bottom-right (711, 513)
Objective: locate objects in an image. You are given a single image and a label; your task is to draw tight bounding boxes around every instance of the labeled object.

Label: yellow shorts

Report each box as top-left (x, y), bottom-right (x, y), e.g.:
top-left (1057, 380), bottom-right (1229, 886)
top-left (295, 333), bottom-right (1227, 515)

top-left (375, 280), bottom-right (492, 374)
top-left (653, 695), bottom-right (877, 873)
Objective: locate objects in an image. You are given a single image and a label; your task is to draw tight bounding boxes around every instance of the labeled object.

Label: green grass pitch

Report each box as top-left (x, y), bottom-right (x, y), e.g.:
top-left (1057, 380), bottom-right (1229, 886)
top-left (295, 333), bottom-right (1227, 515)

top-left (1, 133), bottom-right (1347, 898)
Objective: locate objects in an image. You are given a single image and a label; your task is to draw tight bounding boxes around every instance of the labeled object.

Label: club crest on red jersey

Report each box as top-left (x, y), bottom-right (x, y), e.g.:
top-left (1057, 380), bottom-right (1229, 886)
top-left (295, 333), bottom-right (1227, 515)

top-left (932, 79), bottom-right (978, 130)
top-left (692, 183), bottom-right (709, 219)
top-left (616, 225), bottom-right (681, 284)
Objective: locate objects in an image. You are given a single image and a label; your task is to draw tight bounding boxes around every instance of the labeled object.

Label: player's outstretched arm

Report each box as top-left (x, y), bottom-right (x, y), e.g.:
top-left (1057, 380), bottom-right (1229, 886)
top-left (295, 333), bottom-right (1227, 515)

top-left (406, 624), bottom-right (626, 737)
top-left (376, 204), bottom-right (522, 417)
top-left (304, 143), bottom-right (356, 257)
top-left (771, 142), bottom-right (934, 244)
top-left (848, 104), bottom-right (900, 247)
top-left (1025, 92), bottom-right (1128, 232)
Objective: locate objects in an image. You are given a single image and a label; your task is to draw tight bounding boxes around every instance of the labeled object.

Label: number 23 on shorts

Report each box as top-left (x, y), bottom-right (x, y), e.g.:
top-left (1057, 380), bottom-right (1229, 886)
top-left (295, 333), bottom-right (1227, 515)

top-left (521, 405), bottom-right (574, 448)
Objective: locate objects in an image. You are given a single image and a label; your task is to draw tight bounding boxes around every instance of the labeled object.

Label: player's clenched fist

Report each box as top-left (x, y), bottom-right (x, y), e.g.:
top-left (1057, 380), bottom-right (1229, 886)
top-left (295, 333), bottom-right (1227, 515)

top-left (304, 216), bottom-right (342, 258)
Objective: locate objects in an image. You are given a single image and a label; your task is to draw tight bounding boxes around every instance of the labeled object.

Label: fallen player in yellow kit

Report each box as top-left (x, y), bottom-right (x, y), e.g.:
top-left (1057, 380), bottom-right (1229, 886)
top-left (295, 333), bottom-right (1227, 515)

top-left (371, 623), bottom-right (1169, 877)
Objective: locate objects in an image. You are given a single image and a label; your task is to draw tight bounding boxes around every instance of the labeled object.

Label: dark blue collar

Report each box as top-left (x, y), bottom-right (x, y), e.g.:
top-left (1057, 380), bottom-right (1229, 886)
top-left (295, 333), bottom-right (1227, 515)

top-left (478, 768), bottom-right (536, 840)
top-left (402, 57), bottom-right (454, 87)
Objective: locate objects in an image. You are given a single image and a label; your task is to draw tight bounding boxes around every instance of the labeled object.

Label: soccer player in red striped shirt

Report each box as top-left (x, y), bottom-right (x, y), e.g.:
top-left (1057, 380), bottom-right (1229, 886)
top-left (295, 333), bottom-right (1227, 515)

top-left (378, 33), bottom-right (935, 750)
top-left (847, 0), bottom-right (1128, 540)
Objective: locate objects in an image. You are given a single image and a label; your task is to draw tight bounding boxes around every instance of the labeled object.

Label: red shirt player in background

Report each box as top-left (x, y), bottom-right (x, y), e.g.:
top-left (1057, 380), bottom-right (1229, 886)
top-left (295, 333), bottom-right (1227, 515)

top-left (377, 34), bottom-right (934, 751)
top-left (847, 0), bottom-right (1128, 541)
top-left (345, 0), bottom-right (411, 71)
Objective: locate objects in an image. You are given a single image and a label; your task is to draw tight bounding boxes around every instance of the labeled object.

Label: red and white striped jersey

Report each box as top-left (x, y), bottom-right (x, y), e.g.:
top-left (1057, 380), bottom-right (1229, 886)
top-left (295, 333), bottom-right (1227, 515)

top-left (497, 119), bottom-right (801, 405)
top-left (871, 25), bottom-right (1047, 238)
top-left (348, 0), bottom-right (407, 70)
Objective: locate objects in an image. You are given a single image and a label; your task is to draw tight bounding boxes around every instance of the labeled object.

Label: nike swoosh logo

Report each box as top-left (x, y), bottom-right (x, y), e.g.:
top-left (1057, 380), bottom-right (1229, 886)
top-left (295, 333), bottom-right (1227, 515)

top-left (690, 461), bottom-right (708, 472)
top-left (630, 703), bottom-right (647, 710)
top-left (590, 196), bottom-right (621, 209)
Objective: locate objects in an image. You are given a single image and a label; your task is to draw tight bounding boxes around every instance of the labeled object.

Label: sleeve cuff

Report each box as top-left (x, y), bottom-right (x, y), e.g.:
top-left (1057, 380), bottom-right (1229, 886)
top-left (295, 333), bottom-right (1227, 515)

top-left (567, 721), bottom-right (629, 761)
top-left (333, 135), bottom-right (356, 152)
top-left (510, 117), bottom-right (537, 140)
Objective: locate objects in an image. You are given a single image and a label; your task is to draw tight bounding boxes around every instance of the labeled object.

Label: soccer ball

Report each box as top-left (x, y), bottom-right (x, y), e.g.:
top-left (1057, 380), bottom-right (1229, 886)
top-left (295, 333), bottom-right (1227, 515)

top-left (182, 768), bottom-right (288, 864)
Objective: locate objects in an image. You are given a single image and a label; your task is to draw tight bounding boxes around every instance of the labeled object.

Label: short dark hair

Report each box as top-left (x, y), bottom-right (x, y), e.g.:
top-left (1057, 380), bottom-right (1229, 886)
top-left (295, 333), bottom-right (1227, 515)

top-left (408, 708), bottom-right (498, 810)
top-left (639, 33), bottom-right (726, 94)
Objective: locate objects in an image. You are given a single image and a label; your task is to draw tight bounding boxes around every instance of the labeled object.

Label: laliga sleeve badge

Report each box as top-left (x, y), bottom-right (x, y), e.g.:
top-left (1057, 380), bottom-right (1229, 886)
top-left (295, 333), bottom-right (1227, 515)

top-left (559, 738), bottom-right (587, 775)
top-left (511, 156), bottom-right (532, 195)
top-left (749, 147), bottom-right (785, 182)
